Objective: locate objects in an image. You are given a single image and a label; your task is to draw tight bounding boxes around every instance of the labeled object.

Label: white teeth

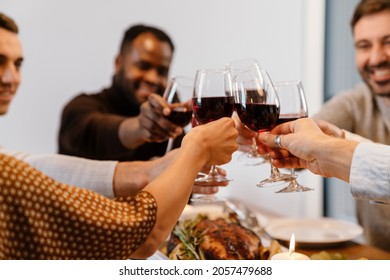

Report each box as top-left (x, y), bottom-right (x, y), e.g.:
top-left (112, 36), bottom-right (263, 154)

top-left (373, 69), bottom-right (390, 77)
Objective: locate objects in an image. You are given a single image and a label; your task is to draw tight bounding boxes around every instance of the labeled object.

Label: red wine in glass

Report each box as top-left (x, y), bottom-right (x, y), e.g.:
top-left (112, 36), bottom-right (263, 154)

top-left (235, 103), bottom-right (279, 132)
top-left (276, 114), bottom-right (306, 125)
top-left (166, 107), bottom-right (193, 127)
top-left (192, 96), bottom-right (235, 124)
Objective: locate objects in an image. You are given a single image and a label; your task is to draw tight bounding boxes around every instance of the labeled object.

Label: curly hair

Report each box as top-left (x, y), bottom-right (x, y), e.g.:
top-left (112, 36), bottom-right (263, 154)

top-left (119, 24), bottom-right (174, 54)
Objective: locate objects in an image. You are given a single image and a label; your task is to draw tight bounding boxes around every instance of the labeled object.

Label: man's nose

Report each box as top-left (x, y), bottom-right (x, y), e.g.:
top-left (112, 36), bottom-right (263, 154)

top-left (144, 68), bottom-right (161, 84)
top-left (369, 44), bottom-right (389, 67)
top-left (1, 65), bottom-right (19, 84)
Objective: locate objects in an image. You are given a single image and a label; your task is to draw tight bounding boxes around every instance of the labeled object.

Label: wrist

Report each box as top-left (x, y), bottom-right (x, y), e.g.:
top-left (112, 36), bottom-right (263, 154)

top-left (113, 162), bottom-right (148, 197)
top-left (315, 137), bottom-right (358, 182)
top-left (179, 141), bottom-right (208, 170)
top-left (118, 117), bottom-right (146, 149)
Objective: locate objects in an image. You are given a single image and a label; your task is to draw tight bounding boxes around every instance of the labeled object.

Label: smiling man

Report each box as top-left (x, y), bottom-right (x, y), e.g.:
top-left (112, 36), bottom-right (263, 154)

top-left (0, 15), bottom-right (23, 115)
top-left (313, 0), bottom-right (390, 252)
top-left (58, 24), bottom-right (184, 161)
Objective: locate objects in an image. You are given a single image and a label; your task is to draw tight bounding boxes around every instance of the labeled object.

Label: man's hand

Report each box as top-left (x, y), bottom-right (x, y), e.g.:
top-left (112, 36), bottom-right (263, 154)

top-left (119, 94), bottom-right (184, 149)
top-left (138, 93), bottom-right (183, 142)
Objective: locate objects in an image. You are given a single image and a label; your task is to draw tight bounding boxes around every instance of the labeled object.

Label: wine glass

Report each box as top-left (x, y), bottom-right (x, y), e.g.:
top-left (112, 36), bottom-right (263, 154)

top-left (233, 67), bottom-right (291, 187)
top-left (273, 80), bottom-right (314, 193)
top-left (191, 68), bottom-right (235, 202)
top-left (163, 76), bottom-right (209, 181)
top-left (226, 58), bottom-right (267, 166)
top-left (163, 76), bottom-right (194, 153)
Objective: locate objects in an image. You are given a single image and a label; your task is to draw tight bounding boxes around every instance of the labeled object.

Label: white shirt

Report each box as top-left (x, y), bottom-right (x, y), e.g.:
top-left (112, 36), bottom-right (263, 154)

top-left (0, 146), bottom-right (116, 198)
top-left (350, 142), bottom-right (390, 204)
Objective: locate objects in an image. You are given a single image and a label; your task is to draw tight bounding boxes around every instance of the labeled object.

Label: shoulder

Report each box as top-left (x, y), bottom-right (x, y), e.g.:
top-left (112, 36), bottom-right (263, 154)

top-left (320, 83), bottom-right (371, 109)
top-left (331, 83), bottom-right (370, 101)
top-left (313, 83), bottom-right (370, 124)
top-left (64, 89), bottom-right (109, 109)
top-left (345, 83), bottom-right (371, 100)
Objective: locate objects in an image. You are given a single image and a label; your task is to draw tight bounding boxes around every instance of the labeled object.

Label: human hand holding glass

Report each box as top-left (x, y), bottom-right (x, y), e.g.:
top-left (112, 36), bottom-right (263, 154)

top-left (163, 76), bottom-right (194, 153)
top-left (234, 67), bottom-right (291, 187)
top-left (272, 80), bottom-right (313, 193)
top-left (226, 58), bottom-right (267, 166)
top-left (191, 68), bottom-right (235, 203)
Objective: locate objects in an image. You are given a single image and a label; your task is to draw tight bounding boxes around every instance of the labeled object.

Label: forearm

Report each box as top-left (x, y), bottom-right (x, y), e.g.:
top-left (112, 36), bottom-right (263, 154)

top-left (118, 117), bottom-right (147, 149)
top-left (311, 137), bottom-right (358, 182)
top-left (113, 150), bottom-right (178, 197)
top-left (131, 145), bottom-right (205, 258)
top-left (343, 130), bottom-right (373, 143)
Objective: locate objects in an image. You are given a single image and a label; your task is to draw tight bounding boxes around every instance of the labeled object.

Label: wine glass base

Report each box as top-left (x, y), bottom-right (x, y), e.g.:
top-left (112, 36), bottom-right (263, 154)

top-left (275, 180), bottom-right (314, 193)
top-left (194, 175), bottom-right (231, 185)
top-left (190, 194), bottom-right (226, 204)
top-left (256, 173), bottom-right (292, 188)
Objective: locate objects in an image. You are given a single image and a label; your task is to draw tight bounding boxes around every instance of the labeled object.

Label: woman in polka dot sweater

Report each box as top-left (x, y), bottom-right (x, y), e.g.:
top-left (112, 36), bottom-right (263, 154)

top-left (0, 118), bottom-right (238, 259)
top-left (0, 13), bottom-right (239, 259)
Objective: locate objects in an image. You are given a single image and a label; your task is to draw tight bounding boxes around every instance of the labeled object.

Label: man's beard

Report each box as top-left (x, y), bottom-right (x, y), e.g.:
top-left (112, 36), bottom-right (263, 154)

top-left (113, 70), bottom-right (164, 105)
top-left (113, 72), bottom-right (140, 106)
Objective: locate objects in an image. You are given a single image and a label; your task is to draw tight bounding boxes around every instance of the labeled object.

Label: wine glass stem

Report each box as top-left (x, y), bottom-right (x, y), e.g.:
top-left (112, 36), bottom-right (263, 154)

top-left (165, 138), bottom-right (174, 154)
top-left (250, 137), bottom-right (258, 156)
top-left (269, 158), bottom-right (281, 178)
top-left (290, 168), bottom-right (296, 178)
top-left (208, 165), bottom-right (219, 178)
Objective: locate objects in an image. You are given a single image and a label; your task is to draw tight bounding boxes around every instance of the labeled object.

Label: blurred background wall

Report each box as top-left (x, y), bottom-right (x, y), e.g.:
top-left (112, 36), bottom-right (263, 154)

top-left (1, 0), bottom-right (359, 222)
top-left (323, 0), bottom-right (361, 223)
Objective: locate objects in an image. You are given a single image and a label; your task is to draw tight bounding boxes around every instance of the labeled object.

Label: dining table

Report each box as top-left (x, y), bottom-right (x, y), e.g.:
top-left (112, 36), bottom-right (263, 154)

top-left (249, 203), bottom-right (390, 260)
top-left (155, 202), bottom-right (390, 260)
top-left (297, 240), bottom-right (390, 260)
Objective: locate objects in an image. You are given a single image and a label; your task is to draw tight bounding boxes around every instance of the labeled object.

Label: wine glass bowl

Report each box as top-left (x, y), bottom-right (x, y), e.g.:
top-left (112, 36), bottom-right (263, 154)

top-left (191, 68), bottom-right (235, 203)
top-left (227, 58), bottom-right (267, 166)
top-left (234, 67), bottom-right (294, 187)
top-left (166, 107), bottom-right (192, 127)
top-left (163, 76), bottom-right (194, 153)
top-left (272, 80), bottom-right (313, 193)
top-left (192, 96), bottom-right (235, 124)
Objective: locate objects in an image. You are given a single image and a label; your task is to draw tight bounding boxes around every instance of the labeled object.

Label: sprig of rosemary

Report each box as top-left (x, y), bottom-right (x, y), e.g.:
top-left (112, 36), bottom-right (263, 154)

top-left (172, 214), bottom-right (208, 260)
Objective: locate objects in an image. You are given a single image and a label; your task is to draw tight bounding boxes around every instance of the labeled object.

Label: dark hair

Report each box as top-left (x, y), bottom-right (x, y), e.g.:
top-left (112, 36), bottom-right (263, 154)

top-left (119, 24), bottom-right (174, 54)
top-left (351, 0), bottom-right (390, 29)
top-left (0, 12), bottom-right (19, 33)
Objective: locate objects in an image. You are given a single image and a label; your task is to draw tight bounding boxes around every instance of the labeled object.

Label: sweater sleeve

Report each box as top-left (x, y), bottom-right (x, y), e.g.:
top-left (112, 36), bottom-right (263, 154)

top-left (0, 146), bottom-right (116, 198)
top-left (0, 153), bottom-right (157, 259)
top-left (350, 143), bottom-right (390, 204)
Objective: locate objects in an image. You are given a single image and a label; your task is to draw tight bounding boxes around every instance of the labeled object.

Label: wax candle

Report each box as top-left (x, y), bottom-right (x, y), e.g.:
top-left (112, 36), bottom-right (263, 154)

top-left (271, 251), bottom-right (310, 260)
top-left (271, 233), bottom-right (310, 260)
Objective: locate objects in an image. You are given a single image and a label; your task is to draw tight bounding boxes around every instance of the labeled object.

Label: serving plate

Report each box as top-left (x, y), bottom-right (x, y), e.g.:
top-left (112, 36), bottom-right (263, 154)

top-left (265, 217), bottom-right (363, 248)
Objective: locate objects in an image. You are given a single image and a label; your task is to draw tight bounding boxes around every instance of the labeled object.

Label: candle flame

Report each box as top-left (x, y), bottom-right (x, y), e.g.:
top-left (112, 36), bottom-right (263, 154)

top-left (289, 233), bottom-right (295, 256)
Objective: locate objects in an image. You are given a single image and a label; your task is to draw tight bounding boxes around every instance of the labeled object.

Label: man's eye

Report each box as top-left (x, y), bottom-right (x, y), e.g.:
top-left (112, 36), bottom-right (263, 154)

top-left (355, 43), bottom-right (370, 50)
top-left (15, 60), bottom-right (23, 70)
top-left (137, 62), bottom-right (151, 70)
top-left (158, 68), bottom-right (168, 76)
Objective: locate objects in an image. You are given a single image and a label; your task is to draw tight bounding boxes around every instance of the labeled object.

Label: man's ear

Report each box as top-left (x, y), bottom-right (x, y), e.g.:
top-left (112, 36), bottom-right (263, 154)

top-left (114, 54), bottom-right (122, 74)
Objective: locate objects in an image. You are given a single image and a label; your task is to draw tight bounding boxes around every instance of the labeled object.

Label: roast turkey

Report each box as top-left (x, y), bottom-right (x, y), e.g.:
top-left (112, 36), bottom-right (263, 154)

top-left (167, 214), bottom-right (263, 260)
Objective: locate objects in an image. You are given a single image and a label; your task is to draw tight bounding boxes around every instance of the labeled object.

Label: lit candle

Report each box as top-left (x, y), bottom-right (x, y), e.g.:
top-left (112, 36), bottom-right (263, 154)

top-left (271, 234), bottom-right (310, 260)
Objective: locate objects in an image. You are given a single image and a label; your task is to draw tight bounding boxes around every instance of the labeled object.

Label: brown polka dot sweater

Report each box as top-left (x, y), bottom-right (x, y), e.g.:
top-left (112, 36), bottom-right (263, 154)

top-left (0, 153), bottom-right (157, 259)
